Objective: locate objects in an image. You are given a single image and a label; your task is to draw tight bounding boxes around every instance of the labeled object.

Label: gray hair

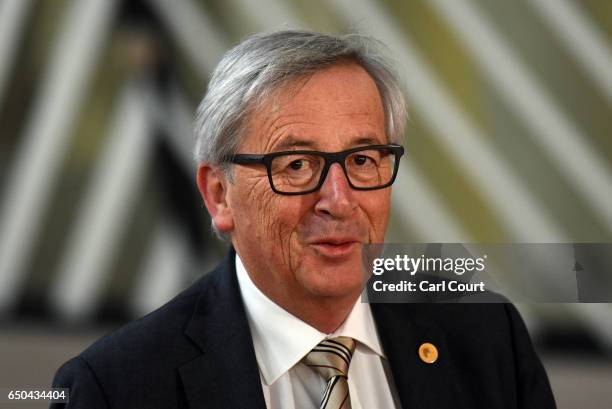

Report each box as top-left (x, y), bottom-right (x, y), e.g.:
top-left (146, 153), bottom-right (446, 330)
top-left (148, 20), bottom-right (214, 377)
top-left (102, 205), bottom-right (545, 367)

top-left (194, 29), bottom-right (407, 167)
top-left (193, 30), bottom-right (407, 240)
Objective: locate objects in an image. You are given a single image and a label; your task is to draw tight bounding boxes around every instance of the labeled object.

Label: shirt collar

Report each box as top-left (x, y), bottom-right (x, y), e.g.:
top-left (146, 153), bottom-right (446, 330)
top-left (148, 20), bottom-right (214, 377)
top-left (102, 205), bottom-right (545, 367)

top-left (235, 253), bottom-right (385, 386)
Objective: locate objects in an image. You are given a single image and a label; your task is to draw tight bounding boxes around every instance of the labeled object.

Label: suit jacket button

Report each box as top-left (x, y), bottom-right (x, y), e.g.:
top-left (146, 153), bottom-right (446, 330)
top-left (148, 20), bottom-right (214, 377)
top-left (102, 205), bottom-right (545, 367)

top-left (418, 342), bottom-right (438, 363)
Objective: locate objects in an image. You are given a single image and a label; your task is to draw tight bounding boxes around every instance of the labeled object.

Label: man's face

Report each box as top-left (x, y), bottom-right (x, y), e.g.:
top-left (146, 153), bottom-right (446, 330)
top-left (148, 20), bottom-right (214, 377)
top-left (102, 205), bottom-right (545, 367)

top-left (225, 62), bottom-right (391, 305)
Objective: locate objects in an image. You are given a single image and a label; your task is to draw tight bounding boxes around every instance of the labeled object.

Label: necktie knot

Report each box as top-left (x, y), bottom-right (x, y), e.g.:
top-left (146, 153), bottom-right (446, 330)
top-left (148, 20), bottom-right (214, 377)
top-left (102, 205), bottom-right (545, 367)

top-left (303, 337), bottom-right (356, 408)
top-left (303, 336), bottom-right (356, 380)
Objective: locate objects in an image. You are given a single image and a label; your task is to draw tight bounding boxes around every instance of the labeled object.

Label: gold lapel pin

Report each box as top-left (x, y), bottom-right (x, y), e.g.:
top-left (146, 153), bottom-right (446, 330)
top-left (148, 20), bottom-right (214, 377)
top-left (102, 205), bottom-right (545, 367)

top-left (418, 342), bottom-right (438, 364)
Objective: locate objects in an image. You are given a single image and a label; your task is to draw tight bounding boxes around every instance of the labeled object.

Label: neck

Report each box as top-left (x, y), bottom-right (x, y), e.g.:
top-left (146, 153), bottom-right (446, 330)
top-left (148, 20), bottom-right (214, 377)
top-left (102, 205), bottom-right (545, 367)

top-left (243, 267), bottom-right (360, 333)
top-left (277, 292), bottom-right (359, 334)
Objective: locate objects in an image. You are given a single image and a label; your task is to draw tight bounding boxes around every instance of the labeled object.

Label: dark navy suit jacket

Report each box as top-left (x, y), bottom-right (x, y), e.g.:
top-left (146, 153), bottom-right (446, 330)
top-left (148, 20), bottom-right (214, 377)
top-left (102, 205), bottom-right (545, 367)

top-left (51, 248), bottom-right (556, 408)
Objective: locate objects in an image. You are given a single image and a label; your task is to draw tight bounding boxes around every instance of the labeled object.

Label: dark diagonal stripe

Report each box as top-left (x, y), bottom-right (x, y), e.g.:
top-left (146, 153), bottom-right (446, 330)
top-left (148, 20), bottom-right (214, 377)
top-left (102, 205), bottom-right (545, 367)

top-left (339, 391), bottom-right (349, 409)
top-left (319, 341), bottom-right (352, 363)
top-left (321, 375), bottom-right (339, 408)
top-left (323, 339), bottom-right (353, 357)
top-left (315, 344), bottom-right (352, 363)
top-left (311, 347), bottom-right (350, 367)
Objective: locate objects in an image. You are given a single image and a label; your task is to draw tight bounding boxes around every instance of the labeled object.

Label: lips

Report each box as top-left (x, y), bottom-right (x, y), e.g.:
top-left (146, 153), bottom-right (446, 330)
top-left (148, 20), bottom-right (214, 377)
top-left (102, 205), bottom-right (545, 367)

top-left (308, 238), bottom-right (361, 258)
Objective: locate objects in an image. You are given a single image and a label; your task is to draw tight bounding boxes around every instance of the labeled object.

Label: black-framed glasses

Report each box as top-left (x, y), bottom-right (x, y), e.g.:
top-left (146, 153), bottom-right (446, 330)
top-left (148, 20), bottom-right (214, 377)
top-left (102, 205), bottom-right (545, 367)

top-left (224, 144), bottom-right (404, 195)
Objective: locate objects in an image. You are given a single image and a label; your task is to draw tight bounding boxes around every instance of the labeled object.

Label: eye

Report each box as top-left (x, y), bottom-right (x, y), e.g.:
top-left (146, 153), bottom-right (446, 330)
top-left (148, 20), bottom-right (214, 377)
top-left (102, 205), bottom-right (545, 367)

top-left (354, 155), bottom-right (369, 166)
top-left (351, 154), bottom-right (377, 167)
top-left (289, 159), bottom-right (304, 170)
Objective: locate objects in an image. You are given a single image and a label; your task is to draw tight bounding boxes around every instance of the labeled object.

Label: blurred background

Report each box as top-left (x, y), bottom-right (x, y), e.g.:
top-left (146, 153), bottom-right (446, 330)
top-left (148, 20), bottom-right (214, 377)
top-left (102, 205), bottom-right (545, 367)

top-left (0, 0), bottom-right (611, 407)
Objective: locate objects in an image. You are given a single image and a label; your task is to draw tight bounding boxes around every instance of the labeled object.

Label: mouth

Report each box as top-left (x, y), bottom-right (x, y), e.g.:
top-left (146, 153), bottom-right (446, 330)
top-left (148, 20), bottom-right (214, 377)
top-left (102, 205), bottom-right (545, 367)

top-left (308, 238), bottom-right (361, 258)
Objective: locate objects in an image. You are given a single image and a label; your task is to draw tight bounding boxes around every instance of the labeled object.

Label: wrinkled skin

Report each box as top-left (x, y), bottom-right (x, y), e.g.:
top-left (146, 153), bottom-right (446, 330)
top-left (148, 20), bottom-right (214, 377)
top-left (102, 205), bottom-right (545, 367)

top-left (198, 62), bottom-right (393, 332)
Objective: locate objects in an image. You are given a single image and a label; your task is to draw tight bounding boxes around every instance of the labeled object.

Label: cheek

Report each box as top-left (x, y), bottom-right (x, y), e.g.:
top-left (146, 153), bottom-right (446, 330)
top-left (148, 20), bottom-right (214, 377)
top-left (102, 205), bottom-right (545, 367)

top-left (236, 184), bottom-right (311, 276)
top-left (231, 173), bottom-right (306, 241)
top-left (362, 191), bottom-right (391, 241)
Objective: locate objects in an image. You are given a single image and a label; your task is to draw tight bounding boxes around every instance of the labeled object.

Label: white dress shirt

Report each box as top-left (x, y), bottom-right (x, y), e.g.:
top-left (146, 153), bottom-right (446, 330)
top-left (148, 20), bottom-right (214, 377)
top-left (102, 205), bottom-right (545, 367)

top-left (235, 254), bottom-right (399, 409)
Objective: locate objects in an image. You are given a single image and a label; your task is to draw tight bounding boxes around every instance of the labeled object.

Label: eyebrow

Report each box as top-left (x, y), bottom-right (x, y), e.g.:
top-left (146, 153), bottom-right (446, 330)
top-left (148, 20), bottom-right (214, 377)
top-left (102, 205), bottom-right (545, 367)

top-left (353, 135), bottom-right (381, 145)
top-left (272, 135), bottom-right (383, 151)
top-left (273, 136), bottom-right (317, 151)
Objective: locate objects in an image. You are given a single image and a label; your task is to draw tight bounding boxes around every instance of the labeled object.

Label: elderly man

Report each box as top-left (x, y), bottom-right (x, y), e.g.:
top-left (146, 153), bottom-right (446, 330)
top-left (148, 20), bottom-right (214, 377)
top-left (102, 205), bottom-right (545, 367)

top-left (52, 30), bottom-right (556, 409)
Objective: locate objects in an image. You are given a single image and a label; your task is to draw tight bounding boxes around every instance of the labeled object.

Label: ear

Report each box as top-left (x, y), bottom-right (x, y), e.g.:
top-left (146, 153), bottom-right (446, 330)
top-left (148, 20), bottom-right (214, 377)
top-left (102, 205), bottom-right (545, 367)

top-left (196, 165), bottom-right (234, 233)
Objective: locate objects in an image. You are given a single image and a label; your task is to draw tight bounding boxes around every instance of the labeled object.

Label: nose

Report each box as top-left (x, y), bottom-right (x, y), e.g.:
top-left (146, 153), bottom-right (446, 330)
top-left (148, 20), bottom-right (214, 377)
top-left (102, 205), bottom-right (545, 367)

top-left (314, 163), bottom-right (357, 218)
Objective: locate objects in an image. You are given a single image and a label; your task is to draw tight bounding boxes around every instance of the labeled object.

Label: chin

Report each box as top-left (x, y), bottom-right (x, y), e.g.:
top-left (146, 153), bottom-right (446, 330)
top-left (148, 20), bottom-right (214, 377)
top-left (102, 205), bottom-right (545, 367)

top-left (298, 254), bottom-right (366, 299)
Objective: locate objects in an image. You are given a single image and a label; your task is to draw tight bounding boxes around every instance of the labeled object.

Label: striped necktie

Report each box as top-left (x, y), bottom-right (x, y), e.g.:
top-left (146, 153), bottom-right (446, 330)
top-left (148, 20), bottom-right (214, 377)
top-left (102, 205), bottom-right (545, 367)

top-left (303, 336), bottom-right (356, 409)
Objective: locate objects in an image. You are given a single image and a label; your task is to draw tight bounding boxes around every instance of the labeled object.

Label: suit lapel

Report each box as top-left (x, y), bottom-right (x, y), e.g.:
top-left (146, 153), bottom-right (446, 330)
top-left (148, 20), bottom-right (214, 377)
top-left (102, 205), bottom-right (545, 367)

top-left (371, 303), bottom-right (474, 409)
top-left (179, 249), bottom-right (267, 409)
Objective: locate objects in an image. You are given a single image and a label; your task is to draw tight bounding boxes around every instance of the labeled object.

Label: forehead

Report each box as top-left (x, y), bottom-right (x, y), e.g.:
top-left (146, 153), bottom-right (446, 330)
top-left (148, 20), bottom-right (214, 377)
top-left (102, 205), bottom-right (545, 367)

top-left (242, 62), bottom-right (386, 152)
